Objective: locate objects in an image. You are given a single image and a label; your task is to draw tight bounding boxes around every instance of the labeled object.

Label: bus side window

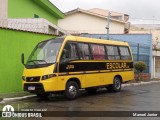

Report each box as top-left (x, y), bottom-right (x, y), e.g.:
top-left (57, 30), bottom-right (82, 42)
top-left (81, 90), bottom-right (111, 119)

top-left (61, 43), bottom-right (79, 62)
top-left (119, 46), bottom-right (131, 60)
top-left (78, 43), bottom-right (91, 60)
top-left (91, 44), bottom-right (105, 60)
top-left (106, 45), bottom-right (120, 60)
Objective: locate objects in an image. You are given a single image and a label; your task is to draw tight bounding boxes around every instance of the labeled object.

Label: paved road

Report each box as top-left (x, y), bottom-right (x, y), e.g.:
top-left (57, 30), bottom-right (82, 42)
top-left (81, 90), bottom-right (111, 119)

top-left (1, 82), bottom-right (160, 120)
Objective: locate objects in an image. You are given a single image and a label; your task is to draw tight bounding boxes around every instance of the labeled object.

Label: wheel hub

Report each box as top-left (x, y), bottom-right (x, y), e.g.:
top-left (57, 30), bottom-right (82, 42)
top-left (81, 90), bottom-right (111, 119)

top-left (115, 78), bottom-right (121, 89)
top-left (69, 85), bottom-right (77, 96)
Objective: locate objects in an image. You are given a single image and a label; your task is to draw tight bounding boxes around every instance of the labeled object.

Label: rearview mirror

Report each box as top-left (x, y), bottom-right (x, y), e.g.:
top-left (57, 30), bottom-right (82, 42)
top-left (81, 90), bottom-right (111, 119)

top-left (21, 53), bottom-right (25, 65)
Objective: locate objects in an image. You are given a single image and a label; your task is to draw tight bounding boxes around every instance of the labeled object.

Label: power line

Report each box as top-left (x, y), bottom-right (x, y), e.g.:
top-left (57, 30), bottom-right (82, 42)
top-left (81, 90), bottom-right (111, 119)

top-left (130, 17), bottom-right (160, 21)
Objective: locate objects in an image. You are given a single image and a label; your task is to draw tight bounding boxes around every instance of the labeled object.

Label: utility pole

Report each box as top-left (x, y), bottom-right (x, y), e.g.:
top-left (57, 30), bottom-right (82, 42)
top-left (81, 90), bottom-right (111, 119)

top-left (106, 12), bottom-right (111, 40)
top-left (137, 43), bottom-right (139, 61)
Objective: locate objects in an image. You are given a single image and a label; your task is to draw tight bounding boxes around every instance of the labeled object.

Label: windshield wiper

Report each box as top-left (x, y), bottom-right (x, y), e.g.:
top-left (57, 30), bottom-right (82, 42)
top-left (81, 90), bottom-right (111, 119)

top-left (27, 60), bottom-right (48, 65)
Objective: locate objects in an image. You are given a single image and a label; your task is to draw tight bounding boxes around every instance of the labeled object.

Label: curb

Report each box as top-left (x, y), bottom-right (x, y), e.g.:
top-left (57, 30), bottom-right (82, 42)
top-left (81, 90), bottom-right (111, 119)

top-left (0, 80), bottom-right (160, 103)
top-left (0, 98), bottom-right (3, 102)
top-left (122, 80), bottom-right (160, 87)
top-left (0, 95), bottom-right (36, 103)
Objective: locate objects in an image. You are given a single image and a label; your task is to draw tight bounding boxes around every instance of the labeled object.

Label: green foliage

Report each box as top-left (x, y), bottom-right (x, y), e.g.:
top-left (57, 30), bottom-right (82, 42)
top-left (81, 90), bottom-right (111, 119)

top-left (134, 61), bottom-right (147, 81)
top-left (134, 61), bottom-right (147, 73)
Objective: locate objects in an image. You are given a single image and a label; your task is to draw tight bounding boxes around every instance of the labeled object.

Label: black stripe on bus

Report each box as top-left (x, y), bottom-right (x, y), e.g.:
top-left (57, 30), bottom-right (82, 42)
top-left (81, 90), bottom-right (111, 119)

top-left (59, 61), bottom-right (133, 73)
top-left (58, 69), bottom-right (133, 76)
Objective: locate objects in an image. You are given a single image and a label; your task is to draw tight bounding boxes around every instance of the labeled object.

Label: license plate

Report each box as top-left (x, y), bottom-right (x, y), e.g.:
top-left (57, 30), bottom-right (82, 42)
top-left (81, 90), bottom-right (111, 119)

top-left (28, 86), bottom-right (35, 90)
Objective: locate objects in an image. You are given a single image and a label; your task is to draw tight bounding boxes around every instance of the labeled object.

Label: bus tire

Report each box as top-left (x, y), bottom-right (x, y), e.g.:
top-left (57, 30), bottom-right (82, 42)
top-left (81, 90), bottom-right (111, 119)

top-left (65, 81), bottom-right (79, 100)
top-left (36, 93), bottom-right (50, 98)
top-left (107, 77), bottom-right (121, 92)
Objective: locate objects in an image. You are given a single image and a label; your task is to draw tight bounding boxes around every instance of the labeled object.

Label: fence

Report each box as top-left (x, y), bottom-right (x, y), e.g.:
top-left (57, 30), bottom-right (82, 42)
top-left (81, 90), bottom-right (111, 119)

top-left (129, 42), bottom-right (150, 73)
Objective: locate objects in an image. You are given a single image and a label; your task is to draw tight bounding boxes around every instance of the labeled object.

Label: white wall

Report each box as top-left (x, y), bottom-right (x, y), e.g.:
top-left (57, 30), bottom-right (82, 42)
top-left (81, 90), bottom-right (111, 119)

top-left (0, 0), bottom-right (8, 19)
top-left (152, 51), bottom-right (160, 78)
top-left (0, 18), bottom-right (67, 35)
top-left (58, 12), bottom-right (125, 34)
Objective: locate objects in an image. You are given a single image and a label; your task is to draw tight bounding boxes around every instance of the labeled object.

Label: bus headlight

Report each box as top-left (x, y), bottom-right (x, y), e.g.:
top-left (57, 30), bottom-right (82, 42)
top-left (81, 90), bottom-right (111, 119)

top-left (42, 74), bottom-right (56, 80)
top-left (22, 76), bottom-right (25, 81)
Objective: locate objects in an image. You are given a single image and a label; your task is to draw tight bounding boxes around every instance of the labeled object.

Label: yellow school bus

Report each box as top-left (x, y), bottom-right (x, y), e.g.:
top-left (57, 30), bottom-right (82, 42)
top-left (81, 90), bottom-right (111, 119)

top-left (22, 36), bottom-right (134, 100)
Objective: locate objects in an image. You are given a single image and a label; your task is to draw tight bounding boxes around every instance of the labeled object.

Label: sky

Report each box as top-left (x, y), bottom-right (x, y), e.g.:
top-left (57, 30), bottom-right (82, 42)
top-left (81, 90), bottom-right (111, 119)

top-left (50, 0), bottom-right (160, 24)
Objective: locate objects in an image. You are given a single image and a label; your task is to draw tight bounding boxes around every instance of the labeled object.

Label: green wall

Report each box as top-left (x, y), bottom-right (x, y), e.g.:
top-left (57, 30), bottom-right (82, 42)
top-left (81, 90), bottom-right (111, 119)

top-left (8, 0), bottom-right (64, 25)
top-left (0, 28), bottom-right (54, 93)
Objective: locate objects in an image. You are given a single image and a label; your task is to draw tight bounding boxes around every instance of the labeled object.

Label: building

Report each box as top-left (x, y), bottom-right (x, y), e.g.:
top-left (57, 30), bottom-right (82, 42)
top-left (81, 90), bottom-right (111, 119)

top-left (130, 24), bottom-right (160, 78)
top-left (88, 8), bottom-right (129, 23)
top-left (58, 8), bottom-right (130, 35)
top-left (0, 0), bottom-right (66, 35)
top-left (0, 27), bottom-right (55, 93)
top-left (130, 24), bottom-right (160, 41)
top-left (0, 0), bottom-right (66, 93)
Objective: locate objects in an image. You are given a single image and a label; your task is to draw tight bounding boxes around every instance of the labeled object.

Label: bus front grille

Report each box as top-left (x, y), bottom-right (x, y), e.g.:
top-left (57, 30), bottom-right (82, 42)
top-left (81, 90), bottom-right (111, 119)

top-left (26, 76), bottom-right (40, 82)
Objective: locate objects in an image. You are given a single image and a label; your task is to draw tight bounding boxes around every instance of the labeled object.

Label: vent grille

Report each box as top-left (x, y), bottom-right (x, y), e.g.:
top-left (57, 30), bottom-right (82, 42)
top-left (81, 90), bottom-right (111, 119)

top-left (26, 76), bottom-right (40, 82)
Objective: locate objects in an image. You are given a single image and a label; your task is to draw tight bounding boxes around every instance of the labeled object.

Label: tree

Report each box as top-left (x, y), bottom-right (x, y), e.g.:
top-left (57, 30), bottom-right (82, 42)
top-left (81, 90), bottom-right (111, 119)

top-left (134, 61), bottom-right (147, 81)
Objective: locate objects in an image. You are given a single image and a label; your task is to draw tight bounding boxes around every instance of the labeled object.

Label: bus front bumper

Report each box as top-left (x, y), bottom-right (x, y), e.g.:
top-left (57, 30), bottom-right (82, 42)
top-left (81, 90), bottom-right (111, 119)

top-left (23, 78), bottom-right (59, 94)
top-left (24, 83), bottom-right (45, 94)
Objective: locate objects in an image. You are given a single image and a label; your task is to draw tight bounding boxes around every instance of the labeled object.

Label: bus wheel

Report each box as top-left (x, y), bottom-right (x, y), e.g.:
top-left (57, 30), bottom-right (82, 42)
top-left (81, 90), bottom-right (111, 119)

top-left (36, 93), bottom-right (50, 98)
top-left (107, 77), bottom-right (121, 92)
top-left (65, 81), bottom-right (79, 100)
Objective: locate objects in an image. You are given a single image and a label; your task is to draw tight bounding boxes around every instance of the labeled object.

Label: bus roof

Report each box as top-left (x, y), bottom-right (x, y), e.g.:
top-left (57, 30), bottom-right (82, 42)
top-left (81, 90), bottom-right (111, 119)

top-left (64, 35), bottom-right (129, 46)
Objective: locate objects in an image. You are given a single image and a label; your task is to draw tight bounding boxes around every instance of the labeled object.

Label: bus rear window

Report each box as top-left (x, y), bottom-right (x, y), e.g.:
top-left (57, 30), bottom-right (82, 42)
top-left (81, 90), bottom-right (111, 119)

top-left (119, 46), bottom-right (132, 60)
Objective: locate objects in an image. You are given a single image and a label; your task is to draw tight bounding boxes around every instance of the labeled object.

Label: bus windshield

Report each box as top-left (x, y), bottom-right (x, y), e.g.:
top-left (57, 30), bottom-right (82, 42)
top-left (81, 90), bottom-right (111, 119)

top-left (26, 38), bottom-right (64, 68)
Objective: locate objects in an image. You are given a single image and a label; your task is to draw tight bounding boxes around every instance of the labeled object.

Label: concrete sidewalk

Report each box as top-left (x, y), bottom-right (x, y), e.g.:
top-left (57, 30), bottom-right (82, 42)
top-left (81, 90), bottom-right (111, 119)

top-left (0, 91), bottom-right (35, 102)
top-left (0, 79), bottom-right (160, 102)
